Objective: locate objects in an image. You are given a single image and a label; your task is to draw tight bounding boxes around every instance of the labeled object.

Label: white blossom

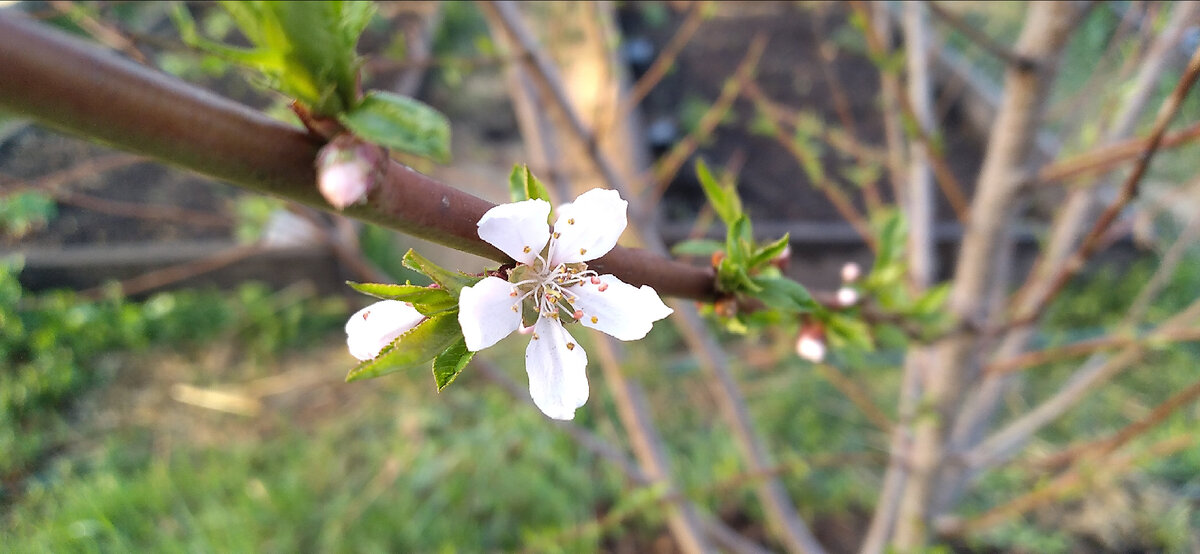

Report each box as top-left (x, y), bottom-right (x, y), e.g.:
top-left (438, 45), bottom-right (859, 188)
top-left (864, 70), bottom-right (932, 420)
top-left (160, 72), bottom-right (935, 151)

top-left (345, 300), bottom-right (425, 361)
top-left (458, 189), bottom-right (673, 420)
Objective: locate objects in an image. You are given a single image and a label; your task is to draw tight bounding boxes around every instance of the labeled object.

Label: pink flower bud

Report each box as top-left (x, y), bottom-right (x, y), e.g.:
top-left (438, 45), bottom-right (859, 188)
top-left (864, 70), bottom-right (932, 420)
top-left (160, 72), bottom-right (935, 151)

top-left (796, 322), bottom-right (826, 363)
top-left (841, 262), bottom-right (861, 283)
top-left (316, 135), bottom-right (386, 210)
top-left (796, 333), bottom-right (826, 363)
top-left (836, 286), bottom-right (859, 307)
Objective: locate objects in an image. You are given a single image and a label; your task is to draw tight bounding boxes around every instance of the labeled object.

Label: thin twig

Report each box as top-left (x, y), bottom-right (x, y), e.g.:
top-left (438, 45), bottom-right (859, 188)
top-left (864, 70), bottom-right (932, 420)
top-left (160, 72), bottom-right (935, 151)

top-left (984, 328), bottom-right (1200, 376)
top-left (598, 1), bottom-right (709, 141)
top-left (850, 2), bottom-right (971, 223)
top-left (808, 11), bottom-right (883, 213)
top-left (945, 435), bottom-right (1195, 536)
top-left (746, 80), bottom-right (877, 251)
top-left (1007, 44), bottom-right (1200, 331)
top-left (48, 1), bottom-right (149, 65)
top-left (963, 297), bottom-right (1200, 471)
top-left (645, 35), bottom-right (766, 204)
top-left (1035, 120), bottom-right (1200, 186)
top-left (814, 363), bottom-right (893, 432)
top-left (45, 188), bottom-right (233, 228)
top-left (1031, 375), bottom-right (1200, 471)
top-left (923, 1), bottom-right (1036, 70)
top-left (78, 243), bottom-right (263, 300)
top-left (0, 153), bottom-right (143, 196)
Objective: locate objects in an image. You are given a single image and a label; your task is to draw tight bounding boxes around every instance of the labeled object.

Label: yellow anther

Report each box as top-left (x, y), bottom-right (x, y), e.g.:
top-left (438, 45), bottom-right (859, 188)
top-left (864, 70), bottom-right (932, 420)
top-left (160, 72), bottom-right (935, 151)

top-left (566, 342), bottom-right (575, 350)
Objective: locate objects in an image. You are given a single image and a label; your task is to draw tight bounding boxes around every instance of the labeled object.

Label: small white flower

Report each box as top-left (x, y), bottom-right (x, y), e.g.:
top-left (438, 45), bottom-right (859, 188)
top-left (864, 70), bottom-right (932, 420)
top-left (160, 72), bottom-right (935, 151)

top-left (345, 300), bottom-right (426, 361)
top-left (458, 189), bottom-right (673, 420)
top-left (836, 286), bottom-right (859, 307)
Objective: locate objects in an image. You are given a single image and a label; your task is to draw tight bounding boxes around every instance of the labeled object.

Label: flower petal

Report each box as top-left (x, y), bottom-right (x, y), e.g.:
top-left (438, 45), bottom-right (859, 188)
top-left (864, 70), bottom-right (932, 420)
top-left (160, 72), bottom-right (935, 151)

top-left (477, 199), bottom-right (551, 265)
top-left (525, 316), bottom-right (589, 420)
top-left (548, 188), bottom-right (627, 266)
top-left (345, 300), bottom-right (426, 361)
top-left (567, 275), bottom-right (672, 341)
top-left (458, 276), bottom-right (523, 351)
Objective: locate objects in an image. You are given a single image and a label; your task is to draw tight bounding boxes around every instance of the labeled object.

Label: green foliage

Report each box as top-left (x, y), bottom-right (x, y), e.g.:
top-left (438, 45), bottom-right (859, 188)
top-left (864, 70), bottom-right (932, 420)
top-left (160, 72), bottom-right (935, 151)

top-left (174, 1), bottom-right (451, 162)
top-left (691, 159), bottom-right (814, 318)
top-left (507, 164), bottom-right (552, 205)
top-left (433, 337), bottom-right (474, 391)
top-left (401, 249), bottom-right (479, 296)
top-left (0, 192), bottom-right (57, 240)
top-left (338, 92), bottom-right (452, 162)
top-left (0, 259), bottom-right (344, 480)
top-left (5, 367), bottom-right (620, 552)
top-left (174, 1), bottom-right (370, 116)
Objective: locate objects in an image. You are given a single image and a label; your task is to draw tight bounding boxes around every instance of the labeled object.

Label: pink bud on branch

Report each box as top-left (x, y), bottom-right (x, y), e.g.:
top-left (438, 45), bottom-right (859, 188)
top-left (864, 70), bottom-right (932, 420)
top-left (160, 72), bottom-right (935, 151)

top-left (316, 135), bottom-right (387, 210)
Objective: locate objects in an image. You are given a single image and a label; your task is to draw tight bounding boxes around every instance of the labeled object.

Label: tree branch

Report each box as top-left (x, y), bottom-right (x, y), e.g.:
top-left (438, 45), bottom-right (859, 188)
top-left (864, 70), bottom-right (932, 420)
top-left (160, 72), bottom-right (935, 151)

top-left (0, 13), bottom-right (720, 302)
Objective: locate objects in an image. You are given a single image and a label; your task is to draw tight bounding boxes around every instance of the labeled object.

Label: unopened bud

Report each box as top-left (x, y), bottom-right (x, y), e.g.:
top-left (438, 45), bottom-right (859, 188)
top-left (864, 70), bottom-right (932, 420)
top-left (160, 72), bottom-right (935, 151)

top-left (771, 244), bottom-right (792, 271)
top-left (836, 286), bottom-right (859, 307)
top-left (841, 262), bottom-right (861, 283)
top-left (316, 135), bottom-right (386, 210)
top-left (796, 323), bottom-right (825, 364)
top-left (796, 331), bottom-right (826, 363)
top-left (713, 297), bottom-right (738, 318)
top-left (711, 250), bottom-right (726, 269)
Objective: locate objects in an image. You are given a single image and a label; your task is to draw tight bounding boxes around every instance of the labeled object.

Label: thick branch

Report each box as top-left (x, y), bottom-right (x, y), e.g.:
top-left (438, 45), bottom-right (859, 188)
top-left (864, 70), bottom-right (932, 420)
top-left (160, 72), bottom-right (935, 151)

top-left (0, 14), bottom-right (718, 301)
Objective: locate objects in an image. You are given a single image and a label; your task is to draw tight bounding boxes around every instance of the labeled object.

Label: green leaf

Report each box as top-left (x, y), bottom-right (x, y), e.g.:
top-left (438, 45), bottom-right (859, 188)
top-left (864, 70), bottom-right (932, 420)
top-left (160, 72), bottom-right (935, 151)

top-left (912, 282), bottom-right (951, 316)
top-left (345, 281), bottom-right (457, 315)
top-left (508, 164), bottom-right (552, 204)
top-left (716, 257), bottom-right (758, 294)
top-left (401, 249), bottom-right (479, 296)
top-left (432, 337), bottom-right (475, 391)
top-left (670, 239), bottom-right (725, 257)
top-left (339, 91), bottom-right (451, 162)
top-left (725, 215), bottom-right (754, 265)
top-left (749, 233), bottom-right (790, 269)
top-left (695, 158), bottom-right (741, 226)
top-left (346, 313), bottom-right (462, 382)
top-left (825, 312), bottom-right (875, 352)
top-left (749, 275), bottom-right (816, 313)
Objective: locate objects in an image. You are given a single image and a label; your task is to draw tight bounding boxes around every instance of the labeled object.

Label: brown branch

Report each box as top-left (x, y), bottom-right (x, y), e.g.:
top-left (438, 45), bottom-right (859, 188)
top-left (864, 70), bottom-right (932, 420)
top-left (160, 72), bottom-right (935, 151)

top-left (745, 80), bottom-right (877, 251)
top-left (78, 243), bottom-right (263, 300)
top-left (923, 1), bottom-right (1036, 70)
top-left (943, 435), bottom-right (1196, 537)
top-left (849, 2), bottom-right (971, 224)
top-left (984, 328), bottom-right (1200, 377)
top-left (598, 1), bottom-right (709, 142)
top-left (1032, 375), bottom-right (1200, 471)
top-left (808, 12), bottom-right (884, 213)
top-left (645, 35), bottom-right (766, 203)
top-left (0, 13), bottom-right (721, 303)
top-left (0, 153), bottom-right (143, 196)
top-left (48, 0), bottom-right (149, 65)
top-left (1007, 44), bottom-right (1200, 330)
top-left (814, 363), bottom-right (893, 432)
top-left (741, 84), bottom-right (888, 165)
top-left (1035, 120), bottom-right (1200, 185)
top-left (46, 188), bottom-right (233, 228)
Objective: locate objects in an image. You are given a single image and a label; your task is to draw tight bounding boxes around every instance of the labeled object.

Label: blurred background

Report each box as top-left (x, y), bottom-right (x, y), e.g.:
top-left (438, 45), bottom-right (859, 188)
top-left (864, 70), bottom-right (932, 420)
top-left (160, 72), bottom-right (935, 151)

top-left (2, 1), bottom-right (1200, 552)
